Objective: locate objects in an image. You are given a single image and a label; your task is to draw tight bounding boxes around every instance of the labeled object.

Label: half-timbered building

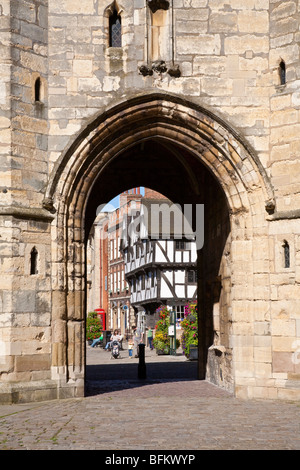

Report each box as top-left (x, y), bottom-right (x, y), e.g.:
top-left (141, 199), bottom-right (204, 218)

top-left (121, 191), bottom-right (197, 326)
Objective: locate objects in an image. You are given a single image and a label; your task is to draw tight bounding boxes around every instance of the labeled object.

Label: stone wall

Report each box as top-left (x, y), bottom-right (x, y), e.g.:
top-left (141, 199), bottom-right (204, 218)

top-left (0, 1), bottom-right (300, 402)
top-left (0, 0), bottom-right (53, 403)
top-left (268, 1), bottom-right (300, 401)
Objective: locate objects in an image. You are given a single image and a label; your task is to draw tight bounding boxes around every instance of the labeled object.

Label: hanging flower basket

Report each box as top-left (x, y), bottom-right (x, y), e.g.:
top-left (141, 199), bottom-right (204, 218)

top-left (153, 306), bottom-right (179, 355)
top-left (181, 302), bottom-right (198, 358)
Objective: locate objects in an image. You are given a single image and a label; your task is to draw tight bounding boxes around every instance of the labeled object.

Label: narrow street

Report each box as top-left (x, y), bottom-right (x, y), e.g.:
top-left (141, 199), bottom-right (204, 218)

top-left (0, 343), bottom-right (299, 451)
top-left (85, 342), bottom-right (199, 394)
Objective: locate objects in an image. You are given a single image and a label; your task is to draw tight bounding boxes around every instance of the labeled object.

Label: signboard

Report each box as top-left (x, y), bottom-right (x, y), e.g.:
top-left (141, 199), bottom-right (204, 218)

top-left (168, 325), bottom-right (175, 337)
top-left (95, 308), bottom-right (105, 314)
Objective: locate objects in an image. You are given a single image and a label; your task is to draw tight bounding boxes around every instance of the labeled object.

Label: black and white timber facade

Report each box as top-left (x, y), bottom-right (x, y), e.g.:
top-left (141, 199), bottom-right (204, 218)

top-left (120, 196), bottom-right (197, 325)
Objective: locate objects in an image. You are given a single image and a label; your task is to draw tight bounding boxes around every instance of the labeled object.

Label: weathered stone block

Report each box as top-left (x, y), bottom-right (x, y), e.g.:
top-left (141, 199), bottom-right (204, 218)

top-left (15, 354), bottom-right (51, 372)
top-left (177, 35), bottom-right (221, 55)
top-left (273, 351), bottom-right (294, 373)
top-left (50, 0), bottom-right (96, 15)
top-left (209, 12), bottom-right (238, 33)
top-left (224, 35), bottom-right (269, 54)
top-left (237, 10), bottom-right (269, 33)
top-left (13, 291), bottom-right (36, 314)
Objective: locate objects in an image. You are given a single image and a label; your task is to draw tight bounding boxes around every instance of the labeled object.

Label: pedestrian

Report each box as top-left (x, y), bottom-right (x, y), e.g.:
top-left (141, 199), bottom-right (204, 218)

top-left (132, 324), bottom-right (144, 358)
top-left (128, 339), bottom-right (134, 358)
top-left (105, 329), bottom-right (122, 350)
top-left (146, 327), bottom-right (154, 350)
top-left (117, 329), bottom-right (124, 349)
top-left (91, 332), bottom-right (103, 348)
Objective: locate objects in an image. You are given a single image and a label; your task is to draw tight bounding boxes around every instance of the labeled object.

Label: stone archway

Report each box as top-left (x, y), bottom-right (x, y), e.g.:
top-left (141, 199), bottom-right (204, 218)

top-left (45, 92), bottom-right (274, 398)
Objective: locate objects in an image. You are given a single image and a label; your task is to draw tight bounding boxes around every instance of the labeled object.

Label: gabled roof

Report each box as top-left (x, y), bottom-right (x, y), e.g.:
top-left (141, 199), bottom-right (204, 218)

top-left (121, 197), bottom-right (195, 248)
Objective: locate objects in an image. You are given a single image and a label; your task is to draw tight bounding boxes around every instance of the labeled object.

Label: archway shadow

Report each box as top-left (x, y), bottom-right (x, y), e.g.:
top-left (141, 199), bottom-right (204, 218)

top-left (85, 360), bottom-right (198, 397)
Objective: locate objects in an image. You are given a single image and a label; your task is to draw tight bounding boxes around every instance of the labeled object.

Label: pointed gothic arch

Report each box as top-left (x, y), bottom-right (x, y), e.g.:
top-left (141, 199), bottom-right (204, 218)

top-left (44, 92), bottom-right (275, 397)
top-left (46, 92), bottom-right (274, 216)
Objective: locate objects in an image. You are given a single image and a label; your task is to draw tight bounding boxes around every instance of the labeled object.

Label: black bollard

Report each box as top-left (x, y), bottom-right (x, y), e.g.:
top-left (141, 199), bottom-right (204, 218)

top-left (138, 343), bottom-right (147, 379)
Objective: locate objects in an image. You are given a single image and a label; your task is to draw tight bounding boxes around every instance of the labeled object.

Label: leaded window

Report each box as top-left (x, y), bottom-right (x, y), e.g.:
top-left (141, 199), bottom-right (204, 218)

top-left (109, 10), bottom-right (121, 47)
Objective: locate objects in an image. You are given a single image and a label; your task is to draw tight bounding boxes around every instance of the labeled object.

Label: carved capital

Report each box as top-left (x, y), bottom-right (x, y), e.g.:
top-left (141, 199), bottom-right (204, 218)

top-left (43, 197), bottom-right (56, 214)
top-left (152, 60), bottom-right (167, 74)
top-left (138, 64), bottom-right (153, 76)
top-left (167, 64), bottom-right (181, 78)
top-left (147, 0), bottom-right (170, 13)
top-left (265, 199), bottom-right (276, 215)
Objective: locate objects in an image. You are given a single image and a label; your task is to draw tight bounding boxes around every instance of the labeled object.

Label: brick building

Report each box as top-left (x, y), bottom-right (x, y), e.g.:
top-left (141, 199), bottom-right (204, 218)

top-left (107, 189), bottom-right (142, 335)
top-left (87, 189), bottom-right (142, 335)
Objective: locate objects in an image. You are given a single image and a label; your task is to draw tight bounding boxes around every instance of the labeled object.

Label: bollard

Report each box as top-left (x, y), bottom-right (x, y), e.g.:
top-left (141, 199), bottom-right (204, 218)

top-left (138, 343), bottom-right (147, 379)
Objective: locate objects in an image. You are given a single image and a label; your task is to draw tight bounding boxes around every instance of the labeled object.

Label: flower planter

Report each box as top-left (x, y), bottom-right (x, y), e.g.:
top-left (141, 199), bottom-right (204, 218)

top-left (156, 349), bottom-right (169, 355)
top-left (189, 345), bottom-right (198, 361)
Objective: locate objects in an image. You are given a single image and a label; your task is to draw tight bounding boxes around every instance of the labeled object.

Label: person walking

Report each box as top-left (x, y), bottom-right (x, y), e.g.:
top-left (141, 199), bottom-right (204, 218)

top-left (128, 339), bottom-right (134, 358)
top-left (146, 327), bottom-right (154, 350)
top-left (132, 324), bottom-right (144, 358)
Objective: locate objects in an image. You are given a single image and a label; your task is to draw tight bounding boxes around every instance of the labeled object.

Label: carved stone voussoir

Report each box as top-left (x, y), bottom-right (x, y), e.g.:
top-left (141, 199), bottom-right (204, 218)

top-left (147, 0), bottom-right (170, 13)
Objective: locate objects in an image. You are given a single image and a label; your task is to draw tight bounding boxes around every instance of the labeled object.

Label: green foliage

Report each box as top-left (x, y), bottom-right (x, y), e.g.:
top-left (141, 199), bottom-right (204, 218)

top-left (153, 306), bottom-right (170, 353)
top-left (181, 302), bottom-right (198, 357)
top-left (153, 306), bottom-right (180, 353)
top-left (86, 311), bottom-right (103, 341)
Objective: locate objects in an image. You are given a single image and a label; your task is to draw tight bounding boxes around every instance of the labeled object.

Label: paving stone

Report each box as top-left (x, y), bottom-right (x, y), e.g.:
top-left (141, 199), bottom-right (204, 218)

top-left (0, 346), bottom-right (299, 450)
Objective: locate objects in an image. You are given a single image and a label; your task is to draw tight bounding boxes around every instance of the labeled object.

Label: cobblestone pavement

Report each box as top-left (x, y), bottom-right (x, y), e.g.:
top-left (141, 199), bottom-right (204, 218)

top-left (0, 344), bottom-right (300, 451)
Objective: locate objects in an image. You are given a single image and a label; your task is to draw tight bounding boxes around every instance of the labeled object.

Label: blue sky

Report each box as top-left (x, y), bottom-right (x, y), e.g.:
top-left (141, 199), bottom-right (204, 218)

top-left (101, 188), bottom-right (145, 212)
